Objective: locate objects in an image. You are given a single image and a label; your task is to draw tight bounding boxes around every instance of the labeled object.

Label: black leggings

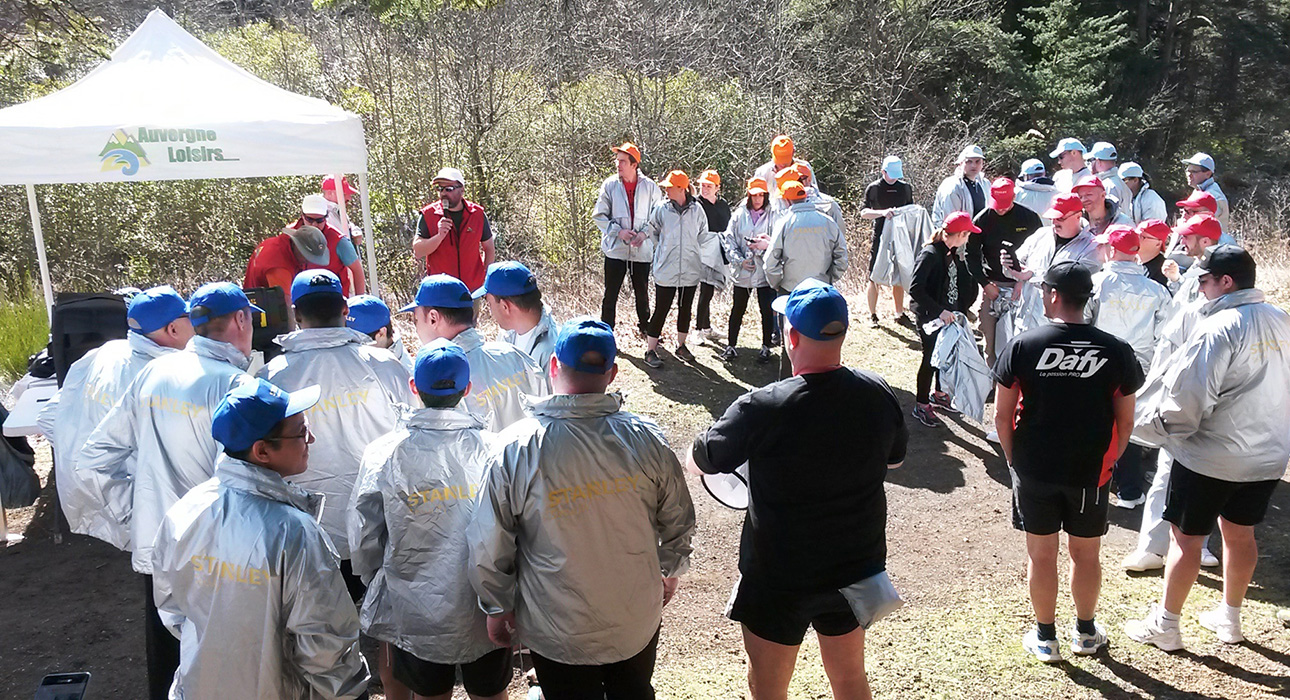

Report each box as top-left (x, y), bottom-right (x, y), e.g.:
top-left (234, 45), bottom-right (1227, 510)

top-left (602, 257), bottom-right (652, 329)
top-left (916, 325), bottom-right (941, 404)
top-left (730, 286), bottom-right (776, 348)
top-left (695, 282), bottom-right (718, 330)
top-left (648, 285), bottom-right (697, 338)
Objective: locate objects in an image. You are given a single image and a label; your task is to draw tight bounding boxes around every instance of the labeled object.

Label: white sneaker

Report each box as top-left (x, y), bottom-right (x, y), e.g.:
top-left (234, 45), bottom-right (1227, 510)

top-left (1125, 604), bottom-right (1185, 652)
top-left (1199, 607), bottom-right (1245, 644)
top-left (1069, 621), bottom-right (1108, 656)
top-left (1122, 549), bottom-right (1167, 572)
top-left (1200, 547), bottom-right (1220, 568)
top-left (1112, 493), bottom-right (1146, 509)
top-left (985, 429), bottom-right (1000, 444)
top-left (1022, 627), bottom-right (1063, 663)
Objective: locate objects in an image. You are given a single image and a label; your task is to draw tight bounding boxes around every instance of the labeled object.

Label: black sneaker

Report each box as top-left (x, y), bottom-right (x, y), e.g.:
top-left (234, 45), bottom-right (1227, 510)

top-left (896, 313), bottom-right (916, 330)
top-left (676, 345), bottom-right (696, 362)
top-left (718, 346), bottom-right (737, 362)
top-left (757, 347), bottom-right (772, 364)
top-left (930, 391), bottom-right (960, 414)
top-left (912, 403), bottom-right (942, 428)
top-left (869, 313), bottom-right (880, 328)
top-left (643, 349), bottom-right (663, 368)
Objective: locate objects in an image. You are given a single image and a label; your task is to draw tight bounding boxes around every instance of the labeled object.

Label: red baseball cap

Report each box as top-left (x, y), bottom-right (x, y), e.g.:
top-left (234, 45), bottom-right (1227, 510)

top-left (1136, 219), bottom-right (1171, 242)
top-left (1174, 213), bottom-right (1222, 242)
top-left (1176, 190), bottom-right (1218, 213)
top-left (1094, 224), bottom-right (1140, 254)
top-left (989, 177), bottom-right (1015, 212)
top-left (321, 175), bottom-right (358, 196)
top-left (1072, 174), bottom-right (1106, 193)
top-left (1043, 193), bottom-right (1084, 220)
top-left (944, 211), bottom-right (982, 234)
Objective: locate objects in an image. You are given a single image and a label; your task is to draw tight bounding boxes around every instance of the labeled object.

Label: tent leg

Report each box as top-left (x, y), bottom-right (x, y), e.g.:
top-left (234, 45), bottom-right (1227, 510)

top-left (26, 184), bottom-right (54, 321)
top-left (358, 172), bottom-right (379, 296)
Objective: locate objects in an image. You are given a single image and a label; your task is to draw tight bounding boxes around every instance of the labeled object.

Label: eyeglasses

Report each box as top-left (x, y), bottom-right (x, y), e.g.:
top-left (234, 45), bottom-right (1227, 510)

top-left (302, 214), bottom-right (327, 223)
top-left (266, 425), bottom-right (313, 443)
top-left (437, 185), bottom-right (462, 193)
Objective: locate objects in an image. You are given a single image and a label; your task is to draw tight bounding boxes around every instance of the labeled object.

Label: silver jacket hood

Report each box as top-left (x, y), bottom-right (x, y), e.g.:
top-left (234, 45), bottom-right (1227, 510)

top-left (39, 333), bottom-right (177, 546)
top-left (78, 335), bottom-right (252, 573)
top-left (593, 174), bottom-right (663, 263)
top-left (645, 195), bottom-right (713, 287)
top-left (1087, 261), bottom-right (1174, 370)
top-left (764, 200), bottom-right (849, 292)
top-left (1014, 181), bottom-right (1058, 224)
top-left (1134, 289), bottom-right (1290, 482)
top-left (152, 456), bottom-right (369, 700)
top-left (467, 392), bottom-right (696, 666)
top-left (349, 407), bottom-right (500, 664)
top-left (499, 306), bottom-right (559, 372)
top-left (452, 327), bottom-right (551, 433)
top-left (259, 327), bottom-right (415, 559)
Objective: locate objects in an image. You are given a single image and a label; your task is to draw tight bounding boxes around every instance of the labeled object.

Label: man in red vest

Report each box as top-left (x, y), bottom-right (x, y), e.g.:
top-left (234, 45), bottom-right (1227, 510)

top-left (412, 167), bottom-right (496, 292)
top-left (244, 195), bottom-right (362, 304)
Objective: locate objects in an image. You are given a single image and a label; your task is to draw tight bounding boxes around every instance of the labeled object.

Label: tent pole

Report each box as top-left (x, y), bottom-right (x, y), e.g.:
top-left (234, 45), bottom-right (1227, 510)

top-left (26, 184), bottom-right (54, 320)
top-left (358, 172), bottom-right (379, 296)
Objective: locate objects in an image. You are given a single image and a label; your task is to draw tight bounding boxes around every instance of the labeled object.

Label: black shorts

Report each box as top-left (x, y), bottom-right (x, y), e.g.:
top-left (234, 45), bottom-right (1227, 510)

top-left (338, 559), bottom-right (367, 604)
top-left (1010, 469), bottom-right (1110, 538)
top-left (1163, 461), bottom-right (1281, 536)
top-left (389, 645), bottom-right (512, 697)
top-left (725, 574), bottom-right (860, 646)
top-left (868, 225), bottom-right (884, 274)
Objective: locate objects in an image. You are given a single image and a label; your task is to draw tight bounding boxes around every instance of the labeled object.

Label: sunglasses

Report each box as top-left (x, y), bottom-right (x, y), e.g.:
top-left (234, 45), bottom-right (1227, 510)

top-left (437, 184), bottom-right (462, 193)
top-left (302, 214), bottom-right (327, 223)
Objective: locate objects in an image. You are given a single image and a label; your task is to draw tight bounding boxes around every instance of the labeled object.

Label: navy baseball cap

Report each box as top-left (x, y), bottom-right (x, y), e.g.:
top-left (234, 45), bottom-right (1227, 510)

top-left (772, 278), bottom-right (849, 341)
top-left (189, 282), bottom-right (264, 327)
top-left (346, 295), bottom-right (392, 335)
top-left (554, 317), bottom-right (617, 374)
top-left (414, 339), bottom-right (471, 396)
top-left (473, 261), bottom-right (539, 299)
top-left (127, 285), bottom-right (189, 334)
top-left (291, 270), bottom-right (343, 303)
top-left (398, 274), bottom-right (474, 313)
top-left (212, 379), bottom-right (320, 452)
top-left (1042, 260), bottom-right (1094, 296)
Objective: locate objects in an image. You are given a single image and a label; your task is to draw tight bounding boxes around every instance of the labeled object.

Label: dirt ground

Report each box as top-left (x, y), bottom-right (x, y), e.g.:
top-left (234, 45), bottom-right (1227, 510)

top-left (2, 286), bottom-right (1288, 699)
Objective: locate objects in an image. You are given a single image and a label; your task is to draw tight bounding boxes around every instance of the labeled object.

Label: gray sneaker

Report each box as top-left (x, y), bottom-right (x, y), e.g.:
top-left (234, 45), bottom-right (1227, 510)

top-left (675, 345), bottom-right (695, 362)
top-left (643, 349), bottom-right (663, 369)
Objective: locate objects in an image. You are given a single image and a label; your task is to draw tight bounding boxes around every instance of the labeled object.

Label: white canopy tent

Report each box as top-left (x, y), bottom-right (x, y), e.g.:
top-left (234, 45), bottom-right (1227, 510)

top-left (0, 8), bottom-right (379, 316)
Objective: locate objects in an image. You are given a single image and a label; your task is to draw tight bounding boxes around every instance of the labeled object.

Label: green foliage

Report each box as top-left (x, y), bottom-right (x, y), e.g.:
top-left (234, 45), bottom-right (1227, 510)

top-left (0, 283), bottom-right (49, 381)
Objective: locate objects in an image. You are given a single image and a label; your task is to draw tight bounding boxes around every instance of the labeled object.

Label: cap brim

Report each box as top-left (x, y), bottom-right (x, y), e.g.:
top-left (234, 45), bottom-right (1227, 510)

top-left (1093, 234), bottom-right (1111, 244)
top-left (771, 295), bottom-right (789, 315)
top-left (248, 302), bottom-right (265, 315)
top-left (1048, 148), bottom-right (1064, 158)
top-left (284, 384), bottom-right (321, 418)
top-left (885, 168), bottom-right (904, 179)
top-left (747, 187), bottom-right (768, 195)
top-left (397, 301), bottom-right (419, 313)
top-left (470, 286), bottom-right (489, 299)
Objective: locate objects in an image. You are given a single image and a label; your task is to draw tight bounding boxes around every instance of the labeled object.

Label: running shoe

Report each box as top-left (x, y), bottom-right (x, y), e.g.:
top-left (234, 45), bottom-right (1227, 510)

top-left (1022, 627), bottom-right (1063, 663)
top-left (930, 391), bottom-right (959, 414)
top-left (701, 328), bottom-right (723, 344)
top-left (912, 404), bottom-right (942, 428)
top-left (1069, 621), bottom-right (1108, 656)
top-left (1199, 607), bottom-right (1245, 644)
top-left (757, 347), bottom-right (772, 364)
top-left (676, 345), bottom-right (696, 362)
top-left (1125, 604), bottom-right (1185, 652)
top-left (896, 313), bottom-right (916, 330)
top-left (718, 346), bottom-right (737, 362)
top-left (643, 349), bottom-right (663, 369)
top-left (1201, 547), bottom-right (1220, 568)
top-left (1121, 549), bottom-right (1166, 572)
top-left (985, 429), bottom-right (1000, 444)
top-left (869, 313), bottom-right (880, 328)
top-left (1112, 493), bottom-right (1146, 510)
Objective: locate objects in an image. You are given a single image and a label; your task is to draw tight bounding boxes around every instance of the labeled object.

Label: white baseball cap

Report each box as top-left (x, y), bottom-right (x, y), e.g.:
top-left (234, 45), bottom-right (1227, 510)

top-left (1181, 152), bottom-right (1216, 172)
top-left (301, 194), bottom-right (329, 216)
top-left (957, 144), bottom-right (985, 163)
top-left (1049, 137), bottom-right (1087, 159)
top-left (1020, 158), bottom-right (1046, 177)
top-left (432, 167), bottom-right (466, 186)
top-left (1118, 162), bottom-right (1144, 179)
top-left (1088, 141), bottom-right (1117, 161)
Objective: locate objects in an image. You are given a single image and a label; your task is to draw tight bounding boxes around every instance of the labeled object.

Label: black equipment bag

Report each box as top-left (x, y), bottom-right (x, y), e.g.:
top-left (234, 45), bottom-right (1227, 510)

top-left (50, 292), bottom-right (128, 387)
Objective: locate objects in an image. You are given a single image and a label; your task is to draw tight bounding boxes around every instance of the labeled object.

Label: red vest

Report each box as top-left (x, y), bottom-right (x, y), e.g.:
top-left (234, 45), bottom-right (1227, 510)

top-left (420, 200), bottom-right (488, 290)
top-left (243, 220), bottom-right (353, 293)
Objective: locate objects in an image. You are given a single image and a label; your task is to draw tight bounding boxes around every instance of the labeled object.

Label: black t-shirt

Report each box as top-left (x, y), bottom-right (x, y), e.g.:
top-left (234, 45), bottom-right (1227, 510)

top-left (965, 177), bottom-right (986, 215)
top-left (968, 206), bottom-right (1043, 285)
top-left (699, 197), bottom-right (732, 233)
top-left (993, 323), bottom-right (1144, 488)
top-left (692, 367), bottom-right (908, 592)
top-left (1141, 254), bottom-right (1169, 288)
top-left (863, 179), bottom-right (915, 239)
top-left (416, 207), bottom-right (494, 241)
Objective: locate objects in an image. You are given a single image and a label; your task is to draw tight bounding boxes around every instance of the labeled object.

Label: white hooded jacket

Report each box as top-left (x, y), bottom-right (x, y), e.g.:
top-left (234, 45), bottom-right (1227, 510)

top-left (764, 200), bottom-right (849, 292)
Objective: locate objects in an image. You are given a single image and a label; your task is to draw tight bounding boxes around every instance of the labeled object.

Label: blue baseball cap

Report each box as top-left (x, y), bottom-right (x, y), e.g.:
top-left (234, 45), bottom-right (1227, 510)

top-left (473, 261), bottom-right (539, 299)
top-left (554, 317), bottom-right (616, 374)
top-left (127, 285), bottom-right (189, 334)
top-left (346, 295), bottom-right (392, 335)
top-left (291, 270), bottom-right (343, 303)
top-left (189, 282), bottom-right (264, 327)
top-left (414, 339), bottom-right (471, 396)
top-left (881, 155), bottom-right (904, 180)
top-left (771, 278), bottom-right (849, 341)
top-left (212, 379), bottom-right (320, 452)
top-left (398, 274), bottom-right (474, 313)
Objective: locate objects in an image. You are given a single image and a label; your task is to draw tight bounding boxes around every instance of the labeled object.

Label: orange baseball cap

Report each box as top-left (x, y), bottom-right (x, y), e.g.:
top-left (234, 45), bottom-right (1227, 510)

top-left (611, 142), bottom-right (642, 164)
top-left (779, 179), bottom-right (806, 201)
top-left (1136, 219), bottom-right (1171, 242)
top-left (771, 135), bottom-right (795, 162)
top-left (698, 169), bottom-right (721, 187)
top-left (1176, 190), bottom-right (1218, 213)
top-left (746, 177), bottom-right (769, 195)
top-left (776, 162), bottom-right (813, 185)
top-left (661, 170), bottom-right (690, 189)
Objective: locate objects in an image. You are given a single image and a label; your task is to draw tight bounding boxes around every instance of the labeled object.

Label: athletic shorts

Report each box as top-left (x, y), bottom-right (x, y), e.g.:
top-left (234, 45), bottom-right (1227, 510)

top-left (868, 226), bottom-right (884, 274)
top-left (338, 559), bottom-right (367, 604)
top-left (1163, 461), bottom-right (1280, 536)
top-left (389, 645), bottom-right (512, 697)
top-left (725, 573), bottom-right (860, 646)
top-left (1010, 469), bottom-right (1110, 538)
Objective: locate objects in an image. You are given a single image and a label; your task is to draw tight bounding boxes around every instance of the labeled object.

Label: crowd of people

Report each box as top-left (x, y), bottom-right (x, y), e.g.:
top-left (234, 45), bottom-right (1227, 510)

top-left (27, 132), bottom-right (1290, 700)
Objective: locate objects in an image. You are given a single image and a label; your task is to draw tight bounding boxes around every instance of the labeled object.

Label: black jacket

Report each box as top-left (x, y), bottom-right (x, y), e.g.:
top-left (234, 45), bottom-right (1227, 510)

top-left (909, 240), bottom-right (979, 325)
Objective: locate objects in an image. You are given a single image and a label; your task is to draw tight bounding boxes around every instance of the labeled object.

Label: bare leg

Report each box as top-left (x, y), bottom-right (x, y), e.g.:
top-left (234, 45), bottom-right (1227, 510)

top-left (867, 281), bottom-right (880, 317)
top-left (818, 626), bottom-right (872, 700)
top-left (892, 286), bottom-right (905, 316)
top-left (1216, 518), bottom-right (1258, 608)
top-left (380, 642), bottom-right (412, 700)
top-left (1162, 526), bottom-right (1206, 615)
top-left (1067, 535), bottom-right (1102, 621)
top-left (1026, 532), bottom-right (1060, 625)
top-left (741, 625), bottom-right (799, 700)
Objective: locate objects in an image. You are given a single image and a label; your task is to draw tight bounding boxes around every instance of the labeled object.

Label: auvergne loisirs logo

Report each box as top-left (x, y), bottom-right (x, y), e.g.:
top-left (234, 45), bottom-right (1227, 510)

top-left (99, 126), bottom-right (239, 175)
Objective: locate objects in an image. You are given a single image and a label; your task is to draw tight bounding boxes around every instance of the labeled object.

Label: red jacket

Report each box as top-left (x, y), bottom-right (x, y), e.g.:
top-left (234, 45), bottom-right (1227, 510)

top-left (420, 200), bottom-right (488, 290)
top-left (244, 219), bottom-right (353, 294)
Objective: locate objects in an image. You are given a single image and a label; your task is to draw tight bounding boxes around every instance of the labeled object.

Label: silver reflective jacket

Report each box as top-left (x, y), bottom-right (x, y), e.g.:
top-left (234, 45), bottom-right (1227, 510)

top-left (78, 336), bottom-right (252, 573)
top-left (726, 203), bottom-right (770, 289)
top-left (1087, 261), bottom-right (1174, 371)
top-left (258, 328), bottom-right (414, 560)
top-left (152, 457), bottom-right (370, 700)
top-left (644, 194), bottom-right (712, 288)
top-left (39, 333), bottom-right (177, 546)
top-left (388, 333), bottom-right (414, 378)
top-left (452, 327), bottom-right (551, 432)
top-left (931, 169), bottom-right (990, 225)
top-left (1128, 184), bottom-right (1167, 224)
top-left (1096, 170), bottom-right (1133, 208)
top-left (1015, 181), bottom-right (1058, 224)
top-left (1015, 226), bottom-right (1102, 279)
top-left (1197, 177), bottom-right (1231, 232)
top-left (467, 393), bottom-right (696, 665)
top-left (764, 200), bottom-right (849, 292)
top-left (1135, 289), bottom-right (1290, 482)
top-left (499, 306), bottom-right (559, 372)
top-left (349, 407), bottom-right (499, 664)
top-left (593, 174), bottom-right (662, 263)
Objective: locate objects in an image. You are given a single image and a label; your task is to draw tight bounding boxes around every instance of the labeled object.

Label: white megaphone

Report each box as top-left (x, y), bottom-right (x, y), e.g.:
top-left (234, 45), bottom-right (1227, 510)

top-left (701, 462), bottom-right (749, 510)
